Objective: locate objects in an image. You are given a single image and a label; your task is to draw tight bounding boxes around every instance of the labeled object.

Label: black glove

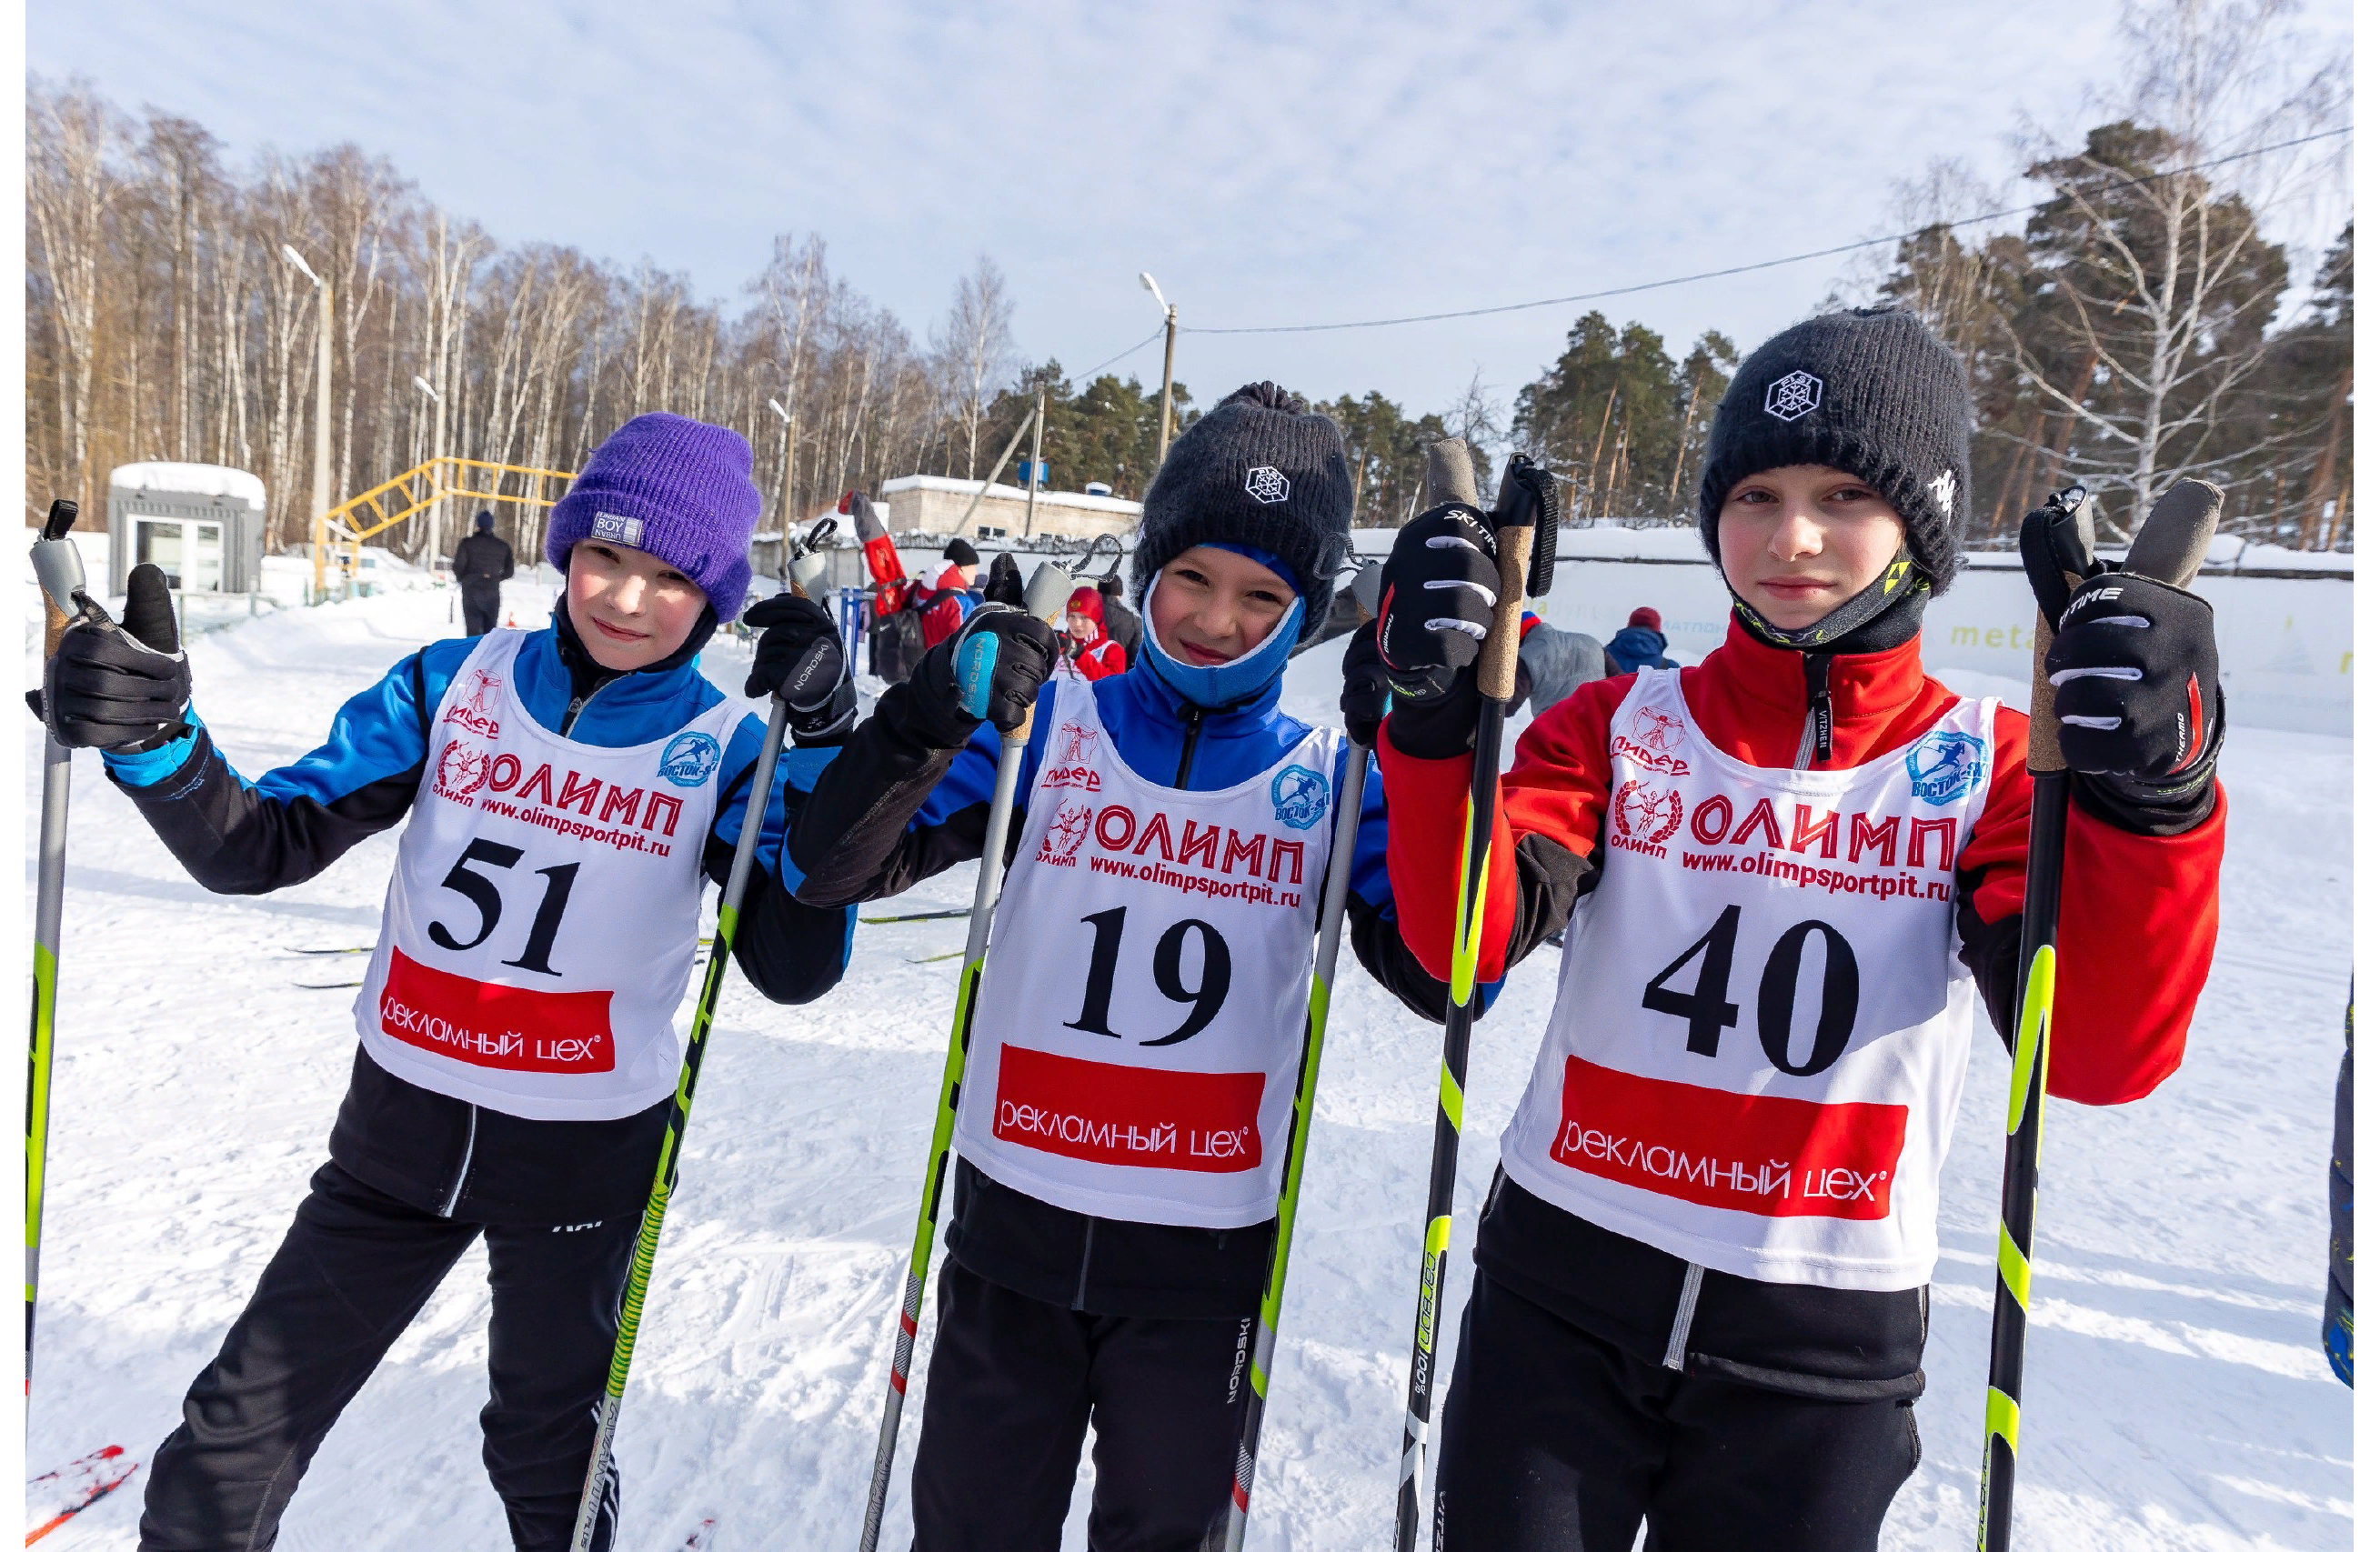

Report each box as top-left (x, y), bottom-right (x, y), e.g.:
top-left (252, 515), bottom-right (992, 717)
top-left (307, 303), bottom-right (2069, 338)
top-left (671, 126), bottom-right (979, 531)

top-left (743, 593), bottom-right (860, 747)
top-left (44, 564), bottom-right (190, 752)
top-left (743, 594), bottom-right (845, 706)
top-left (1376, 503), bottom-right (1501, 758)
top-left (2044, 569), bottom-right (2223, 832)
top-left (1339, 623), bottom-right (1391, 750)
top-left (907, 606), bottom-right (1059, 746)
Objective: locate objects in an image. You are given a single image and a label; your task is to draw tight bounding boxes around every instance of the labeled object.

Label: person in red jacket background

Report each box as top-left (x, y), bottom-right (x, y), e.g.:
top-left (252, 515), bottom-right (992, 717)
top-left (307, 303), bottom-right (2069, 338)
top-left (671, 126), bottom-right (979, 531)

top-left (1061, 584), bottom-right (1127, 680)
top-left (1359, 307), bottom-right (2224, 1551)
top-left (918, 537), bottom-right (980, 649)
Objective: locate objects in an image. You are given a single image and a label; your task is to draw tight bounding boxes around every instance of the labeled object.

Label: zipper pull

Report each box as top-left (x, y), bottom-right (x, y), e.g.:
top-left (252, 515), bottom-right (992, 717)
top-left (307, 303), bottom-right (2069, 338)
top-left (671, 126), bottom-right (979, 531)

top-left (1803, 654), bottom-right (1833, 766)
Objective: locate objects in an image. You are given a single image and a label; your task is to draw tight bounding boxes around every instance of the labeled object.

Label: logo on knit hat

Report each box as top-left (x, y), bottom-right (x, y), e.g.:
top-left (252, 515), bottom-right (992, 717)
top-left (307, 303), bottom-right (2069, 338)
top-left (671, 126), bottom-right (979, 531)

top-left (591, 511), bottom-right (646, 547)
top-left (1764, 371), bottom-right (1823, 422)
top-left (1928, 468), bottom-right (1958, 519)
top-left (1244, 466), bottom-right (1291, 505)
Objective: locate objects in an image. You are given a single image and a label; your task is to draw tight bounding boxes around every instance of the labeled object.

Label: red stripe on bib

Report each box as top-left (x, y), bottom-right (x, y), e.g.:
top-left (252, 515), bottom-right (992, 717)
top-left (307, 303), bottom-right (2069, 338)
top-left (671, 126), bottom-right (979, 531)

top-left (377, 946), bottom-right (616, 1073)
top-left (1551, 1059), bottom-right (1906, 1220)
top-left (992, 1046), bottom-right (1265, 1174)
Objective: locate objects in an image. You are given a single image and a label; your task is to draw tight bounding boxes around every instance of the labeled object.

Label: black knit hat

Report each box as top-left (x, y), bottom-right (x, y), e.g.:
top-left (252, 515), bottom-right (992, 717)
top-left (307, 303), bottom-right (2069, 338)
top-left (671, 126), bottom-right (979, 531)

top-left (942, 536), bottom-right (979, 567)
top-left (1697, 307), bottom-right (1973, 591)
top-left (1132, 382), bottom-right (1353, 639)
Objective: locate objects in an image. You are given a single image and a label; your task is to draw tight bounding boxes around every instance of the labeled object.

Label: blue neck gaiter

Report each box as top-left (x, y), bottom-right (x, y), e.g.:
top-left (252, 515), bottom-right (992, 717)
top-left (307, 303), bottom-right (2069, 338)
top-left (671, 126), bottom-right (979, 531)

top-left (1138, 590), bottom-right (1306, 709)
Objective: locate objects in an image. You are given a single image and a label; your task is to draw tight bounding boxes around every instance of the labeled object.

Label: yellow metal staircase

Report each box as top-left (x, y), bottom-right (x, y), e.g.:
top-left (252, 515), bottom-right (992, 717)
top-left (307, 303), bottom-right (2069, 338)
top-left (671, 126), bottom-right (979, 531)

top-left (309, 456), bottom-right (575, 601)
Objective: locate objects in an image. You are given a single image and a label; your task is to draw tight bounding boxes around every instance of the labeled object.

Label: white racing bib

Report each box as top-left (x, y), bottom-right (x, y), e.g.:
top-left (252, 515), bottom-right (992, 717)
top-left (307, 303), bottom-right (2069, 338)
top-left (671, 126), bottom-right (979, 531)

top-left (957, 676), bottom-right (1341, 1228)
top-left (1499, 669), bottom-right (2000, 1291)
top-left (354, 630), bottom-right (745, 1121)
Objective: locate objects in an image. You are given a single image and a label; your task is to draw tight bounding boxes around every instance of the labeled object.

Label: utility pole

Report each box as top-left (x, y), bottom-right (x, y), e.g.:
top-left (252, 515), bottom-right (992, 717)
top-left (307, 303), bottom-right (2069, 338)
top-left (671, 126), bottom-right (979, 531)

top-left (1140, 272), bottom-right (1179, 466)
top-left (1022, 391), bottom-right (1046, 539)
top-left (285, 245), bottom-right (334, 599)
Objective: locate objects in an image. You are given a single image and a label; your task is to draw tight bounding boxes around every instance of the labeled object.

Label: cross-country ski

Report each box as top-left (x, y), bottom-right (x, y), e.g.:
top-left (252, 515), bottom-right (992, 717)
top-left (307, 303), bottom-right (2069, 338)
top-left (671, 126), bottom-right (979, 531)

top-left (23, 9), bottom-right (2352, 1549)
top-left (25, 1447), bottom-right (140, 1544)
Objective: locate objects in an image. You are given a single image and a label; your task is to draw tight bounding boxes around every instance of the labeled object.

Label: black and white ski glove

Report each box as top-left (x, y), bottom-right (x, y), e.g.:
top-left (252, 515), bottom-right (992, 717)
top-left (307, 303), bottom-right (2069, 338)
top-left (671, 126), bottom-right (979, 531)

top-left (909, 605), bottom-right (1059, 746)
top-left (742, 593), bottom-right (856, 746)
top-left (1375, 503), bottom-right (1501, 758)
top-left (2044, 571), bottom-right (2224, 834)
top-left (42, 564), bottom-right (191, 752)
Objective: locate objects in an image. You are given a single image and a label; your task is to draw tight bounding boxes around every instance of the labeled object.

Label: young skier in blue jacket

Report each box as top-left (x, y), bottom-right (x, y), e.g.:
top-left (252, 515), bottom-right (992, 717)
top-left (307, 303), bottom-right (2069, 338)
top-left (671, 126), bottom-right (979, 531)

top-left (40, 412), bottom-right (859, 1552)
top-left (785, 384), bottom-right (1441, 1548)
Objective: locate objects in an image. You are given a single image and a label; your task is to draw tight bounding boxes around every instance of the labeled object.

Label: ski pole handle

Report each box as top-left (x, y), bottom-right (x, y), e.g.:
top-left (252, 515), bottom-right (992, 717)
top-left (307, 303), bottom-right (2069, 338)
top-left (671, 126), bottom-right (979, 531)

top-left (999, 560), bottom-right (1076, 748)
top-left (1477, 456), bottom-right (1551, 706)
top-left (2123, 478), bottom-right (2223, 589)
top-left (2019, 488), bottom-right (2094, 776)
top-left (32, 500), bottom-right (85, 659)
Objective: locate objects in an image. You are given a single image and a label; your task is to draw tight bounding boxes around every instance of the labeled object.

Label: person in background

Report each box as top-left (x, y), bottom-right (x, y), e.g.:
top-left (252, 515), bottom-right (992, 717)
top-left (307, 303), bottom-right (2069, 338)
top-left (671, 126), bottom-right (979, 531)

top-left (2327, 996), bottom-right (2353, 1386)
top-left (1514, 612), bottom-right (1612, 716)
top-left (1061, 585), bottom-right (1127, 680)
top-left (919, 538), bottom-right (980, 649)
top-left (453, 509), bottom-right (515, 636)
top-left (982, 551), bottom-right (1026, 608)
top-left (1604, 605), bottom-right (1678, 673)
top-left (1097, 571), bottom-right (1142, 666)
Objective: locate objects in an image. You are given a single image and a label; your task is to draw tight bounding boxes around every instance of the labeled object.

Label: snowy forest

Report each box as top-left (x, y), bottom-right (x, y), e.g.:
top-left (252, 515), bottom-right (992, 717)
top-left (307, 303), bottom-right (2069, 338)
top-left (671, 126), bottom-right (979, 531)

top-left (25, 3), bottom-right (2352, 560)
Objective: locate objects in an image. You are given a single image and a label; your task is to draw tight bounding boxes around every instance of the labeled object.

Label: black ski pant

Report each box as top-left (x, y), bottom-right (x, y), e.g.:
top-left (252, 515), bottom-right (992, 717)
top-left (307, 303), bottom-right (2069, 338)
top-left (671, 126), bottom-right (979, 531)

top-left (462, 582), bottom-right (503, 636)
top-left (138, 1162), bottom-right (636, 1552)
top-left (1432, 1269), bottom-right (1921, 1552)
top-left (909, 1259), bottom-right (1250, 1552)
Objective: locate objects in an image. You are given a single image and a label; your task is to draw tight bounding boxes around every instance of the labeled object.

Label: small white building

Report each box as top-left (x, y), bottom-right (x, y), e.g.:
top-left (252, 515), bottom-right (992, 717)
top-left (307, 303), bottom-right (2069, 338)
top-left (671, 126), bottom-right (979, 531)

top-left (107, 463), bottom-right (268, 596)
top-left (881, 475), bottom-right (1140, 541)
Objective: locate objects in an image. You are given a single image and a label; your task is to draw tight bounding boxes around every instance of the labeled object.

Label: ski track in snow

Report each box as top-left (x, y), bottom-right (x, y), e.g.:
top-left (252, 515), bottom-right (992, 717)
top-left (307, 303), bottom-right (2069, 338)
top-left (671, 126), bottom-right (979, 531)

top-left (25, 585), bottom-right (2352, 1550)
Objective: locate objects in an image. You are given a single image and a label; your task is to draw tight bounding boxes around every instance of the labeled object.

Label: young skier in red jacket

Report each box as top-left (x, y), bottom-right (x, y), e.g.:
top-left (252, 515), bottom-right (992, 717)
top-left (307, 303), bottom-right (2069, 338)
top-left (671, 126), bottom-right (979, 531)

top-left (1062, 584), bottom-right (1129, 680)
top-left (1361, 308), bottom-right (2224, 1550)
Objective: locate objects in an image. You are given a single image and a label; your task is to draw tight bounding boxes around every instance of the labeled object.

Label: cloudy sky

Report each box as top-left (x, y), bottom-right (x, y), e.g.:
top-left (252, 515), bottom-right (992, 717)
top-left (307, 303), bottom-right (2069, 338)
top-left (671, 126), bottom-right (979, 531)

top-left (31, 0), bottom-right (2354, 424)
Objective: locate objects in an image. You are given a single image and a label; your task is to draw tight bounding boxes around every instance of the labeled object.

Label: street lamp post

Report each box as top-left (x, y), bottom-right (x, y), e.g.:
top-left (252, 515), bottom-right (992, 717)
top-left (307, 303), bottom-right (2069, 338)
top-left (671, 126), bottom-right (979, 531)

top-left (284, 245), bottom-right (335, 600)
top-left (413, 374), bottom-right (445, 564)
top-left (768, 398), bottom-right (797, 581)
top-left (1139, 272), bottom-right (1180, 467)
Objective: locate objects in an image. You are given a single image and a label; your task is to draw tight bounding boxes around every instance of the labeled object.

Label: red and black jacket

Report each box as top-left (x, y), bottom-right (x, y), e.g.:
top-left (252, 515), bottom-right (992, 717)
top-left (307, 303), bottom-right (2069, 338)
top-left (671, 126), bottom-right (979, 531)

top-left (1372, 619), bottom-right (2224, 1397)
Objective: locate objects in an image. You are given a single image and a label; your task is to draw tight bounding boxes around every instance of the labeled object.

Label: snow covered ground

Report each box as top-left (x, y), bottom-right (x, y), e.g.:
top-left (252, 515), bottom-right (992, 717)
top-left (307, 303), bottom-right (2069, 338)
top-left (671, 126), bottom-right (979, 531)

top-left (25, 582), bottom-right (2353, 1549)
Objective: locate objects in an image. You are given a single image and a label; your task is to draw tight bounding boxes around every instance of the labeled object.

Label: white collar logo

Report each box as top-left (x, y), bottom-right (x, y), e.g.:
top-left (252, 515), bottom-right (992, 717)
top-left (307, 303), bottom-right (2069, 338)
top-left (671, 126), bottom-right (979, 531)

top-left (1245, 466), bottom-right (1291, 505)
top-left (1763, 371), bottom-right (1823, 422)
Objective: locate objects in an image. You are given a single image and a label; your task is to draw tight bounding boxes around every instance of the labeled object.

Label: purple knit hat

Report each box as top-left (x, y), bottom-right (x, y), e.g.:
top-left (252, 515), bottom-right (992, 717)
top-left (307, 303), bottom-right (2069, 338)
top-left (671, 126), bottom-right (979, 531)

top-left (545, 412), bottom-right (759, 619)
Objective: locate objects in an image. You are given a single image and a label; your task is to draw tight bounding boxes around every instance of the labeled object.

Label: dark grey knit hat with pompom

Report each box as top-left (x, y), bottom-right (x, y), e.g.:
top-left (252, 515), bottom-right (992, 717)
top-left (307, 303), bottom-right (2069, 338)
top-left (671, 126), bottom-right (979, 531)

top-left (1697, 306), bottom-right (1973, 591)
top-left (1132, 382), bottom-right (1353, 638)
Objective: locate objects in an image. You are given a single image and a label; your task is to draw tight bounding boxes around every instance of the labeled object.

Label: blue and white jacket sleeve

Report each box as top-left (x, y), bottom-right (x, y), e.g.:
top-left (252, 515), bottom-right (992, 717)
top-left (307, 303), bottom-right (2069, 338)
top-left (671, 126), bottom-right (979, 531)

top-left (99, 641), bottom-right (458, 896)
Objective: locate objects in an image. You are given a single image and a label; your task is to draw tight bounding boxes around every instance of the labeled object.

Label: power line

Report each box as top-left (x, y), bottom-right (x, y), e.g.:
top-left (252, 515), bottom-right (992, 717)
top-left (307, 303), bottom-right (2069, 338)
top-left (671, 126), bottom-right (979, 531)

top-left (1077, 325), bottom-right (1168, 378)
top-left (1180, 126), bottom-right (2353, 337)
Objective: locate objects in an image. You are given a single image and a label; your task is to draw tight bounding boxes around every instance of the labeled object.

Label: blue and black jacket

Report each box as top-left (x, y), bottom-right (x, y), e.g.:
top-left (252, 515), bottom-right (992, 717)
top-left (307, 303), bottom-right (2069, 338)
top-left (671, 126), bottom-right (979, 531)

top-left (104, 610), bottom-right (855, 1224)
top-left (789, 648), bottom-right (1463, 1318)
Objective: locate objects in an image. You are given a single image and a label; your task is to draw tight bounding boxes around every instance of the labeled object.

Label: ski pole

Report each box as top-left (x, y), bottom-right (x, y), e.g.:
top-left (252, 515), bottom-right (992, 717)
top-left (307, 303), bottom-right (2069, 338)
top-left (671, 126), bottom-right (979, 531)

top-left (859, 561), bottom-right (1079, 1552)
top-left (568, 676), bottom-right (809, 1549)
top-left (1392, 448), bottom-right (1555, 1552)
top-left (27, 498), bottom-right (95, 1388)
top-left (1223, 731), bottom-right (1372, 1549)
top-left (1978, 476), bottom-right (2219, 1552)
